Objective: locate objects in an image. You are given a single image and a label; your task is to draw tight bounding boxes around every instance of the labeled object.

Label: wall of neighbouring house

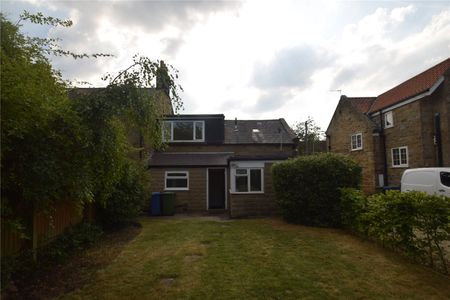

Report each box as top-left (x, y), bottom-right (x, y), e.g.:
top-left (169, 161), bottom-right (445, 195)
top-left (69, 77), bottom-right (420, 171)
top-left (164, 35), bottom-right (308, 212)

top-left (229, 163), bottom-right (280, 217)
top-left (128, 91), bottom-right (173, 161)
top-left (148, 167), bottom-right (212, 212)
top-left (425, 75), bottom-right (450, 167)
top-left (380, 101), bottom-right (427, 185)
top-left (165, 144), bottom-right (296, 157)
top-left (327, 100), bottom-right (378, 193)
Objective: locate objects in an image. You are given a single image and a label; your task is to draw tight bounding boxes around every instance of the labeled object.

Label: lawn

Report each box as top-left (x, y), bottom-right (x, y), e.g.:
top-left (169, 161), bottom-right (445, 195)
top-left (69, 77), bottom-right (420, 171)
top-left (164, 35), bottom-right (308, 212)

top-left (61, 217), bottom-right (450, 300)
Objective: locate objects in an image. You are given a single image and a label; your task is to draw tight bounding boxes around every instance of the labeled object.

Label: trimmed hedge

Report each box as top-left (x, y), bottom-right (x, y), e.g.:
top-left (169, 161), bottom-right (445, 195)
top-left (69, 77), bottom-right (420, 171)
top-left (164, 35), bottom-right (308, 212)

top-left (272, 153), bottom-right (361, 227)
top-left (340, 188), bottom-right (450, 274)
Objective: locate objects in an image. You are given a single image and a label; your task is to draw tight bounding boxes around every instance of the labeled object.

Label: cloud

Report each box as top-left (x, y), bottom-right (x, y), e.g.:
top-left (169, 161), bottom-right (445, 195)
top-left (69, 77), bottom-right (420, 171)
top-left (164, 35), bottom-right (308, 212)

top-left (2, 0), bottom-right (243, 85)
top-left (47, 0), bottom-right (242, 56)
top-left (252, 45), bottom-right (334, 89)
top-left (330, 6), bottom-right (449, 95)
top-left (250, 45), bottom-right (334, 112)
top-left (162, 36), bottom-right (185, 57)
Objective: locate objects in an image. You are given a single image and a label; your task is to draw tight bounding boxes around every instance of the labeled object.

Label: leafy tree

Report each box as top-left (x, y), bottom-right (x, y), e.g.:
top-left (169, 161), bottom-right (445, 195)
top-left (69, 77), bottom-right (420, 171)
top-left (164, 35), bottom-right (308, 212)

top-left (294, 117), bottom-right (325, 155)
top-left (1, 11), bottom-right (183, 235)
top-left (1, 13), bottom-right (94, 234)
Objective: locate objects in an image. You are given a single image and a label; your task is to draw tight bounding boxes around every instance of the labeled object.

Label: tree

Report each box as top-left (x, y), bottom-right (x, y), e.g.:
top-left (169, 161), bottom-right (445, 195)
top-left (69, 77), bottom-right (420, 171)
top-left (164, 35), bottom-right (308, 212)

top-left (294, 117), bottom-right (325, 155)
top-left (1, 11), bottom-right (183, 234)
top-left (1, 13), bottom-right (94, 233)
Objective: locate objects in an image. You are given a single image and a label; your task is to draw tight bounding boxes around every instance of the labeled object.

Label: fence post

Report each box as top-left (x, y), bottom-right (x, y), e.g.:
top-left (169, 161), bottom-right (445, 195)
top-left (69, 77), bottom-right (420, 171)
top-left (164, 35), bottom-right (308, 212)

top-left (32, 205), bottom-right (38, 261)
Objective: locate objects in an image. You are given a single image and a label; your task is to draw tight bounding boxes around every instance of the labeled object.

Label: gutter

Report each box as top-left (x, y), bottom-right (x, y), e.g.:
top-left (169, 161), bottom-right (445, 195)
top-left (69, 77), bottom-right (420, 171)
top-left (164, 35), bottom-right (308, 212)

top-left (370, 76), bottom-right (445, 116)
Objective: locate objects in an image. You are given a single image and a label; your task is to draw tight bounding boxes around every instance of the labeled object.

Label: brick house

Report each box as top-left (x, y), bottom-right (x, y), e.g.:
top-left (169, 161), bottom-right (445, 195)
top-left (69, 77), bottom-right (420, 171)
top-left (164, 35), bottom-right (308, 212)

top-left (326, 58), bottom-right (450, 193)
top-left (148, 114), bottom-right (297, 217)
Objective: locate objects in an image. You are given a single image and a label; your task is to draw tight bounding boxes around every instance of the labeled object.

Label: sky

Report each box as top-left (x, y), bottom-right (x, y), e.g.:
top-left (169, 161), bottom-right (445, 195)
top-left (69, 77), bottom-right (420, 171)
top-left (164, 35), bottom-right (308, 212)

top-left (2, 0), bottom-right (449, 131)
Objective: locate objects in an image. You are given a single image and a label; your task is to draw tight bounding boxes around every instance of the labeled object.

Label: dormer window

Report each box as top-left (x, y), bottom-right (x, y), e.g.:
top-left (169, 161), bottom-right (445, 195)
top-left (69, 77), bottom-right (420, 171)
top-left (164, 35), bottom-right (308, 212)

top-left (163, 120), bottom-right (205, 142)
top-left (384, 111), bottom-right (394, 128)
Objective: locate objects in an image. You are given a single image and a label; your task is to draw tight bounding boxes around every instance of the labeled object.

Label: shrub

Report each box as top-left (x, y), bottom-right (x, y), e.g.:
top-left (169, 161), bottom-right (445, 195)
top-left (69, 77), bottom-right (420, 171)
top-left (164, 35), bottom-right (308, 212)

top-left (340, 189), bottom-right (450, 274)
top-left (340, 188), bottom-right (367, 233)
top-left (272, 153), bottom-right (361, 227)
top-left (97, 161), bottom-right (145, 228)
top-left (40, 222), bottom-right (103, 262)
top-left (364, 191), bottom-right (419, 256)
top-left (1, 222), bottom-right (103, 289)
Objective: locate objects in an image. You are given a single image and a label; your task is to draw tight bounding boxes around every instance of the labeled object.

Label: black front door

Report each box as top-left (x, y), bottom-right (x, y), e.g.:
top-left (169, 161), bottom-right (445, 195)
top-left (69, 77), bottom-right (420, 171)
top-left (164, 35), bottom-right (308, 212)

top-left (208, 169), bottom-right (225, 209)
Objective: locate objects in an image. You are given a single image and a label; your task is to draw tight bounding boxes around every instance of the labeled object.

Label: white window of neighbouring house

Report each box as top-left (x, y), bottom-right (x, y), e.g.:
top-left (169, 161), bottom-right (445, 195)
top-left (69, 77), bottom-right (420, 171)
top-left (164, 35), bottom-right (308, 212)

top-left (234, 168), bottom-right (263, 193)
top-left (391, 146), bottom-right (408, 167)
top-left (165, 171), bottom-right (189, 190)
top-left (230, 161), bottom-right (265, 194)
top-left (384, 111), bottom-right (394, 128)
top-left (162, 121), bottom-right (204, 142)
top-left (351, 133), bottom-right (363, 151)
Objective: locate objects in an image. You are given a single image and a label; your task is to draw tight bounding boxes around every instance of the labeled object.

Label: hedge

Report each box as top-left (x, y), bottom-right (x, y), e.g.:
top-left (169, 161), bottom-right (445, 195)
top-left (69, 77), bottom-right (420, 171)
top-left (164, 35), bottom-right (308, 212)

top-left (340, 188), bottom-right (450, 274)
top-left (272, 153), bottom-right (361, 227)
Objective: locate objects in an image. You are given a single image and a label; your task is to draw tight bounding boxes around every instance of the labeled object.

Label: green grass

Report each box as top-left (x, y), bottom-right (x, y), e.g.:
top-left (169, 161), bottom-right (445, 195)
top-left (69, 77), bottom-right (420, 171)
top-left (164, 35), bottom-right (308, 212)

top-left (61, 217), bottom-right (450, 300)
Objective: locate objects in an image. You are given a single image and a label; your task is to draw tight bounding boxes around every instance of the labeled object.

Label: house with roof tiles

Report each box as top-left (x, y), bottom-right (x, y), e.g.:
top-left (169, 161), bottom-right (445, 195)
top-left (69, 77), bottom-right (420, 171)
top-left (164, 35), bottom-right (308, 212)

top-left (326, 58), bottom-right (450, 193)
top-left (148, 114), bottom-right (298, 217)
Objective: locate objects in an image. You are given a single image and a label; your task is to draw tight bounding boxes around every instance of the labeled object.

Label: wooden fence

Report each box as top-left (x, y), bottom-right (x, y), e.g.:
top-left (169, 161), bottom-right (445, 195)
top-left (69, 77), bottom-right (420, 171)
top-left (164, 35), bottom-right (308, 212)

top-left (1, 201), bottom-right (91, 257)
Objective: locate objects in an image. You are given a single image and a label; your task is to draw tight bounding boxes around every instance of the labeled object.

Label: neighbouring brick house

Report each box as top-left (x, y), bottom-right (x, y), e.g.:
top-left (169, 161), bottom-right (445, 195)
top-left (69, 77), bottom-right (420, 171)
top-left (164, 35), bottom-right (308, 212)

top-left (148, 114), bottom-right (297, 217)
top-left (326, 58), bottom-right (450, 193)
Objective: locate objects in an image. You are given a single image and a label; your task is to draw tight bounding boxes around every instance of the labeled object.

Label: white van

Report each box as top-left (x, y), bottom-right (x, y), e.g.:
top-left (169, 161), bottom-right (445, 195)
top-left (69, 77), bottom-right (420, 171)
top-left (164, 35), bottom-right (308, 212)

top-left (401, 168), bottom-right (450, 197)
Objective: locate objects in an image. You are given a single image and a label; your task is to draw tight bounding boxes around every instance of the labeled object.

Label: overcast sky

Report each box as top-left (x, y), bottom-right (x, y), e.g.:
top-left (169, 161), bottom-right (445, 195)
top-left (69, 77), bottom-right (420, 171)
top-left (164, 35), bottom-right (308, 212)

top-left (2, 0), bottom-right (449, 130)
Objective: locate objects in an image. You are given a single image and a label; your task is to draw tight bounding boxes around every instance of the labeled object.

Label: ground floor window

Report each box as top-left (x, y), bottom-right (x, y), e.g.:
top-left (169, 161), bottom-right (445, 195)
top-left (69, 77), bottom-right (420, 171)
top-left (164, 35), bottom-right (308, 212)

top-left (391, 146), bottom-right (408, 167)
top-left (165, 171), bottom-right (189, 191)
top-left (231, 162), bottom-right (264, 193)
top-left (235, 168), bottom-right (262, 192)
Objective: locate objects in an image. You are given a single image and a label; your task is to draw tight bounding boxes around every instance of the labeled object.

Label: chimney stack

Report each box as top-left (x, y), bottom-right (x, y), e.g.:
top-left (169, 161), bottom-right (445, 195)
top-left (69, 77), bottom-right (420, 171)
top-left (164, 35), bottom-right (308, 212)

top-left (234, 117), bottom-right (238, 132)
top-left (156, 60), bottom-right (170, 97)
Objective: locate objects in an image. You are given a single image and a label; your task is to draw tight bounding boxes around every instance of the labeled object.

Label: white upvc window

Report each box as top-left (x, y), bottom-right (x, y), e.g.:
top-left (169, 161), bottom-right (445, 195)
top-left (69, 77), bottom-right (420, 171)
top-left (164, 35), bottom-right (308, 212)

top-left (162, 120), bottom-right (205, 142)
top-left (165, 171), bottom-right (189, 191)
top-left (351, 133), bottom-right (363, 151)
top-left (230, 161), bottom-right (264, 194)
top-left (391, 146), bottom-right (408, 167)
top-left (384, 111), bottom-right (394, 128)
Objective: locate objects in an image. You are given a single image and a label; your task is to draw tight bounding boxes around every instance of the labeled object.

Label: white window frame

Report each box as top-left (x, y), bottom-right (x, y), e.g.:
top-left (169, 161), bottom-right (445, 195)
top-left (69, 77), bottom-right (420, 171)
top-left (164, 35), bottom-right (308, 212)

top-left (162, 120), bottom-right (205, 142)
top-left (391, 146), bottom-right (408, 168)
top-left (351, 133), bottom-right (363, 151)
top-left (165, 171), bottom-right (189, 191)
top-left (384, 111), bottom-right (394, 129)
top-left (230, 161), bottom-right (264, 194)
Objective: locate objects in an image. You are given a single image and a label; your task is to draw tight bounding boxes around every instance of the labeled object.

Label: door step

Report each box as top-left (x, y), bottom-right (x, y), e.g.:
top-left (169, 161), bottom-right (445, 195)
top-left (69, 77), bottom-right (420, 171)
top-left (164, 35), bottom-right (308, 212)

top-left (207, 209), bottom-right (228, 215)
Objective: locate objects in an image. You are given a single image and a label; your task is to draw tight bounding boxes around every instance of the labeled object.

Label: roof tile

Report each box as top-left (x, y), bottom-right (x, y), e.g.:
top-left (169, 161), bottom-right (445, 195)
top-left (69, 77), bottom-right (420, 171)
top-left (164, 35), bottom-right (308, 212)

top-left (369, 58), bottom-right (450, 113)
top-left (224, 119), bottom-right (296, 144)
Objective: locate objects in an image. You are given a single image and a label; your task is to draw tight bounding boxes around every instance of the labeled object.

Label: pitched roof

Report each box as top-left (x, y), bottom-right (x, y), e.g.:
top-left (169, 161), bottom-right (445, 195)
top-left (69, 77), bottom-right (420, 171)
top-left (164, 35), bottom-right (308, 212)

top-left (348, 97), bottom-right (376, 114)
top-left (368, 58), bottom-right (450, 113)
top-left (224, 119), bottom-right (297, 144)
top-left (149, 152), bottom-right (232, 167)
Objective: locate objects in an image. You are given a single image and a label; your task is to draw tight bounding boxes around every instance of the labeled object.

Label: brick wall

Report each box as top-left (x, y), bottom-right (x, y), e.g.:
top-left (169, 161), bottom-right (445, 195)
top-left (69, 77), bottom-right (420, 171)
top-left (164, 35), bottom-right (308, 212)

top-left (165, 144), bottom-right (295, 157)
top-left (380, 101), bottom-right (423, 185)
top-left (427, 76), bottom-right (450, 166)
top-left (327, 99), bottom-right (378, 193)
top-left (229, 163), bottom-right (279, 217)
top-left (148, 167), bottom-right (210, 212)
